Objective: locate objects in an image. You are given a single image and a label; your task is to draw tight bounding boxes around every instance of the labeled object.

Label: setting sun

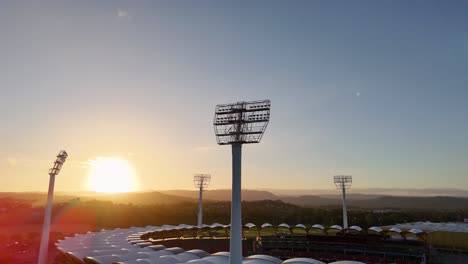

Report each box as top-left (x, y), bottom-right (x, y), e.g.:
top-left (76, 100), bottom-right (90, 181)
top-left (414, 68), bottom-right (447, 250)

top-left (87, 157), bottom-right (137, 193)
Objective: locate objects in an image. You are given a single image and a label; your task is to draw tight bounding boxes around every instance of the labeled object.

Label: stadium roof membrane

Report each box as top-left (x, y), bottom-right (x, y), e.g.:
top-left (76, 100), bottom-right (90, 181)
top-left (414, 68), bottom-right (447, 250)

top-left (57, 223), bottom-right (426, 264)
top-left (388, 221), bottom-right (468, 233)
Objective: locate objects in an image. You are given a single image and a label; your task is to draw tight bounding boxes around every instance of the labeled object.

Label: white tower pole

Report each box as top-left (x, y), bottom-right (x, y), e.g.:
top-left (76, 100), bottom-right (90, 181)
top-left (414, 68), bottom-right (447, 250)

top-left (230, 143), bottom-right (242, 264)
top-left (213, 100), bottom-right (270, 264)
top-left (194, 174), bottom-right (210, 228)
top-left (197, 184), bottom-right (203, 227)
top-left (37, 174), bottom-right (55, 264)
top-left (38, 150), bottom-right (67, 264)
top-left (334, 175), bottom-right (351, 229)
top-left (341, 183), bottom-right (348, 229)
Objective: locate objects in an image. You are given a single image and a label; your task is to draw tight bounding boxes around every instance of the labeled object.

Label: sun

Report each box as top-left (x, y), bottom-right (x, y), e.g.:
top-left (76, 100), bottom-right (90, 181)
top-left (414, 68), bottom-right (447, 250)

top-left (87, 157), bottom-right (137, 193)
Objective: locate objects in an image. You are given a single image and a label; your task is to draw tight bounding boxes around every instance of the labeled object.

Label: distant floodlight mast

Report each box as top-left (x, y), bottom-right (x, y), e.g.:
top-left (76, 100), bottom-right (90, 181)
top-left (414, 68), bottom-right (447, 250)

top-left (213, 100), bottom-right (271, 264)
top-left (38, 150), bottom-right (68, 264)
top-left (334, 175), bottom-right (352, 229)
top-left (194, 174), bottom-right (211, 227)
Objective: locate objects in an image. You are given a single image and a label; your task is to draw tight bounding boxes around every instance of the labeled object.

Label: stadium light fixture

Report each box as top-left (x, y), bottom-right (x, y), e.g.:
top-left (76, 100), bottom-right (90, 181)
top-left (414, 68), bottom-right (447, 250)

top-left (213, 100), bottom-right (271, 264)
top-left (194, 174), bottom-right (211, 228)
top-left (38, 150), bottom-right (68, 264)
top-left (334, 175), bottom-right (352, 229)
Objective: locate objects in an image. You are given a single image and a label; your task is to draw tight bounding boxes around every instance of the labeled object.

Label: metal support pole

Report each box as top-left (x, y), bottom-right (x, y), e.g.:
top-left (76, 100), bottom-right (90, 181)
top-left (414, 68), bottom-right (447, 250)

top-left (38, 174), bottom-right (56, 264)
top-left (230, 143), bottom-right (242, 264)
top-left (197, 185), bottom-right (203, 227)
top-left (342, 186), bottom-right (348, 229)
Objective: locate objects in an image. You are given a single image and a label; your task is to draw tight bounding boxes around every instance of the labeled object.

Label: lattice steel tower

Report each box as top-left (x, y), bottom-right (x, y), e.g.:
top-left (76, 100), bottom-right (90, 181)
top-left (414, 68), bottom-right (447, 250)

top-left (213, 100), bottom-right (271, 264)
top-left (194, 174), bottom-right (211, 227)
top-left (334, 175), bottom-right (352, 229)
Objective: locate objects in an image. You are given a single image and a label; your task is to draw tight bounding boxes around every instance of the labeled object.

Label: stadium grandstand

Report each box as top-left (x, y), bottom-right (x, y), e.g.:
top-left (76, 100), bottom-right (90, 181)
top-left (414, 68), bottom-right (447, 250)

top-left (387, 222), bottom-right (468, 263)
top-left (56, 223), bottom-right (430, 264)
top-left (387, 222), bottom-right (468, 250)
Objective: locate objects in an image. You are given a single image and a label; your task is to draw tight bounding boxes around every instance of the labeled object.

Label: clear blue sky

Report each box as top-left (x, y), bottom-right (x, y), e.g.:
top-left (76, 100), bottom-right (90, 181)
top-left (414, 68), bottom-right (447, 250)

top-left (1, 0), bottom-right (467, 191)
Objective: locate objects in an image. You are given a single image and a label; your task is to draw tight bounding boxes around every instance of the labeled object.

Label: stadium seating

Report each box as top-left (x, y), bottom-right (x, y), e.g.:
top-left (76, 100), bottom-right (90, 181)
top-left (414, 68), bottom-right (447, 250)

top-left (56, 223), bottom-right (428, 264)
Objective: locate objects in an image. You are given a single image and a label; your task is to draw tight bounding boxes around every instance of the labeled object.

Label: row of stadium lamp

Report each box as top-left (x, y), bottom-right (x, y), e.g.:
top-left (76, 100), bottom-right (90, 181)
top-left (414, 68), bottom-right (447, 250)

top-left (217, 105), bottom-right (270, 112)
top-left (215, 114), bottom-right (270, 122)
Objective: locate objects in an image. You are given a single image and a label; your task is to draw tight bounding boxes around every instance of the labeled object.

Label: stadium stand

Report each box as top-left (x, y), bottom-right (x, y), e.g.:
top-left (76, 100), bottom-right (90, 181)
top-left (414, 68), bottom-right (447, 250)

top-left (56, 223), bottom-right (429, 264)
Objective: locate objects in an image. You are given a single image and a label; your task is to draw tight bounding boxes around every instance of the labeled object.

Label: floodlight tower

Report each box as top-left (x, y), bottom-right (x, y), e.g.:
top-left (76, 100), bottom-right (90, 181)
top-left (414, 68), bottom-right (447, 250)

top-left (194, 174), bottom-right (211, 227)
top-left (38, 150), bottom-right (68, 264)
top-left (334, 175), bottom-right (352, 229)
top-left (213, 100), bottom-right (271, 264)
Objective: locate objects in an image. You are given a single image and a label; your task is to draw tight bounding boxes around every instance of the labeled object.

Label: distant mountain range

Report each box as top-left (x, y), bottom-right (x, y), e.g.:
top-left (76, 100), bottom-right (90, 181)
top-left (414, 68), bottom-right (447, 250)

top-left (161, 189), bottom-right (278, 201)
top-left (161, 190), bottom-right (468, 210)
top-left (280, 195), bottom-right (468, 210)
top-left (0, 191), bottom-right (192, 206)
top-left (2, 188), bottom-right (468, 209)
top-left (260, 188), bottom-right (468, 197)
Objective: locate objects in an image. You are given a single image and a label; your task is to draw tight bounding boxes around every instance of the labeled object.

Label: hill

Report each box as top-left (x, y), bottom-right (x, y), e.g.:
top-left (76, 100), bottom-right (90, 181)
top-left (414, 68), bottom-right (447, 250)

top-left (281, 195), bottom-right (468, 210)
top-left (3, 190), bottom-right (468, 210)
top-left (353, 196), bottom-right (468, 210)
top-left (161, 189), bottom-right (279, 201)
top-left (265, 188), bottom-right (468, 197)
top-left (0, 191), bottom-right (192, 206)
top-left (95, 191), bottom-right (193, 205)
top-left (0, 192), bottom-right (77, 206)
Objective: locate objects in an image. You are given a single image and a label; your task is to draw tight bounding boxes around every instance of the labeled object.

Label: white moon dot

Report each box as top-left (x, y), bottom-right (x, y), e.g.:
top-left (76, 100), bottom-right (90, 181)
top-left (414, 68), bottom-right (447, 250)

top-left (356, 92), bottom-right (361, 97)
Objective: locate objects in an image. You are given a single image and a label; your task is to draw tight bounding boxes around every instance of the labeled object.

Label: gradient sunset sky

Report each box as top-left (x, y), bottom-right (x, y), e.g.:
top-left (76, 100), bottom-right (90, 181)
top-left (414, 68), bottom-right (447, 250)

top-left (1, 1), bottom-right (467, 192)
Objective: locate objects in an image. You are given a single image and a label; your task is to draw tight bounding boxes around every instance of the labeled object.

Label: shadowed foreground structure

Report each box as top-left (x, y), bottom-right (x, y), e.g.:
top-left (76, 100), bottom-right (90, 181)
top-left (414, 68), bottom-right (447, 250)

top-left (57, 223), bottom-right (430, 264)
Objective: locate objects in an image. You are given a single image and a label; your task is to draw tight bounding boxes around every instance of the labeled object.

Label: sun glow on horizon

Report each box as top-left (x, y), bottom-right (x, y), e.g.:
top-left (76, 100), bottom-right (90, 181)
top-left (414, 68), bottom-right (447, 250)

top-left (87, 157), bottom-right (137, 193)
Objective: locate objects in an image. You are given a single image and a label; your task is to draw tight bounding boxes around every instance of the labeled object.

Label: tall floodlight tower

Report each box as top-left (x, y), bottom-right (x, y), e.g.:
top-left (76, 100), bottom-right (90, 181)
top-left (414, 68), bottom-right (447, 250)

top-left (334, 175), bottom-right (352, 229)
top-left (213, 100), bottom-right (271, 264)
top-left (38, 150), bottom-right (68, 264)
top-left (194, 174), bottom-right (211, 227)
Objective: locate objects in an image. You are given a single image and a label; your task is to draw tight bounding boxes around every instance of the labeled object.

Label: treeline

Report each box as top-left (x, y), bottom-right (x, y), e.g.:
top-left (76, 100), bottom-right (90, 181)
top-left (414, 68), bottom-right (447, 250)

top-left (31, 199), bottom-right (468, 230)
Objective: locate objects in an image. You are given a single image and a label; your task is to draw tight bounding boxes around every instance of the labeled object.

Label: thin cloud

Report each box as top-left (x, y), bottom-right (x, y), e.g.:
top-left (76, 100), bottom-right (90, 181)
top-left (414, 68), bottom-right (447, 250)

top-left (117, 9), bottom-right (130, 19)
top-left (194, 146), bottom-right (218, 151)
top-left (6, 158), bottom-right (17, 166)
top-left (66, 159), bottom-right (90, 169)
top-left (4, 157), bottom-right (45, 167)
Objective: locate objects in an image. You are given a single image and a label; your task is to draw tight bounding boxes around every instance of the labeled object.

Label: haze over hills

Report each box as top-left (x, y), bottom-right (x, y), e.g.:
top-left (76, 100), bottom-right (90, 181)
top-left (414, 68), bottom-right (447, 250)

top-left (161, 188), bottom-right (468, 201)
top-left (160, 189), bottom-right (468, 210)
top-left (161, 189), bottom-right (279, 201)
top-left (94, 191), bottom-right (193, 205)
top-left (261, 188), bottom-right (468, 197)
top-left (0, 191), bottom-right (192, 206)
top-left (3, 188), bottom-right (468, 209)
top-left (280, 195), bottom-right (468, 210)
top-left (0, 192), bottom-right (78, 206)
top-left (160, 190), bottom-right (392, 204)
